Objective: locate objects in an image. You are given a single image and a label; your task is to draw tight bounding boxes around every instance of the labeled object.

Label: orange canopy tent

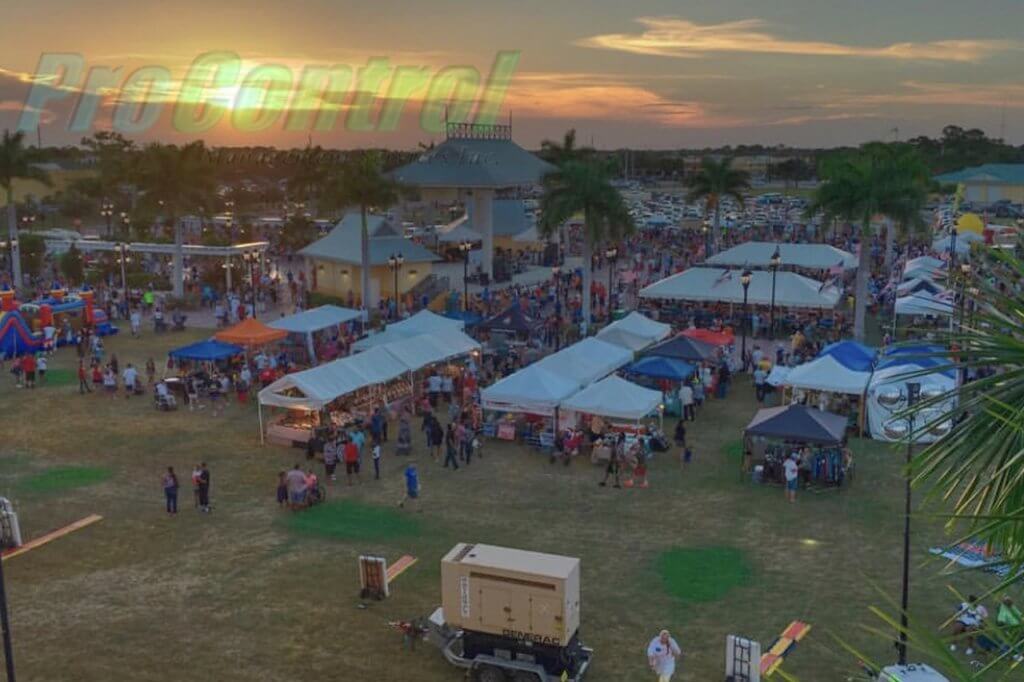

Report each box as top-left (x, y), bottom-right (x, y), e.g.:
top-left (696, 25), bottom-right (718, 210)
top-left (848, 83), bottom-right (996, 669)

top-left (681, 327), bottom-right (735, 347)
top-left (214, 318), bottom-right (288, 347)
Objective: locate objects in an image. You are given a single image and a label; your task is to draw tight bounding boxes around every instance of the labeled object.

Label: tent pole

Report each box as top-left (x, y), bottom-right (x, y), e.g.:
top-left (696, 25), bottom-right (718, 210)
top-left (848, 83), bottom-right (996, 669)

top-left (258, 399), bottom-right (265, 445)
top-left (307, 332), bottom-right (316, 365)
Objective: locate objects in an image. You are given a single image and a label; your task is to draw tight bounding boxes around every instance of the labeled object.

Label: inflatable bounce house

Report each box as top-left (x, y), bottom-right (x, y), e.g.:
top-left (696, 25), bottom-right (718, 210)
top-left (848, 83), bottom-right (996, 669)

top-left (0, 283), bottom-right (117, 358)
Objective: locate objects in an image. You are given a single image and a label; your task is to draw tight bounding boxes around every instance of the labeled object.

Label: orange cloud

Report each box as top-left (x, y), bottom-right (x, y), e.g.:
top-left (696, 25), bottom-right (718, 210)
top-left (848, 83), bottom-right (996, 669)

top-left (579, 17), bottom-right (1022, 63)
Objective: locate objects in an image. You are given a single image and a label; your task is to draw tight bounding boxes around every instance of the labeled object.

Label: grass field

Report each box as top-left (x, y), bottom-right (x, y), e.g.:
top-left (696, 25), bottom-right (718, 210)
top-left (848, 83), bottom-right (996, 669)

top-left (0, 329), bottom-right (1000, 681)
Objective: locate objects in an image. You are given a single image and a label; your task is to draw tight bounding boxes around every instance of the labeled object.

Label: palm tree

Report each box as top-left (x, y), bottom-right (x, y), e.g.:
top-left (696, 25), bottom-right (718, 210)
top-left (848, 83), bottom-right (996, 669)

top-left (539, 129), bottom-right (593, 166)
top-left (137, 142), bottom-right (215, 297)
top-left (685, 157), bottom-right (749, 256)
top-left (880, 144), bottom-right (932, 272)
top-left (325, 152), bottom-right (401, 309)
top-left (0, 130), bottom-right (50, 289)
top-left (809, 143), bottom-right (931, 340)
top-left (539, 158), bottom-right (634, 331)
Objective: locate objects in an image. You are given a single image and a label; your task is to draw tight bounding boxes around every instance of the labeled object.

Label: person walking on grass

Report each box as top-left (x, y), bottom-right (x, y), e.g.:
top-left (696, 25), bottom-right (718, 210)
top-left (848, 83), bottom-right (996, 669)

top-left (22, 353), bottom-right (36, 389)
top-left (398, 462), bottom-right (420, 510)
top-left (78, 359), bottom-right (91, 394)
top-left (343, 437), bottom-right (361, 486)
top-left (162, 466), bottom-right (179, 515)
top-left (122, 362), bottom-right (138, 398)
top-left (36, 354), bottom-right (46, 384)
top-left (599, 433), bottom-right (624, 488)
top-left (323, 436), bottom-right (339, 483)
top-left (647, 629), bottom-right (682, 682)
top-left (784, 453), bottom-right (799, 503)
top-left (443, 423), bottom-right (460, 470)
top-left (372, 439), bottom-right (381, 480)
top-left (197, 462), bottom-right (211, 512)
top-left (191, 464), bottom-right (202, 508)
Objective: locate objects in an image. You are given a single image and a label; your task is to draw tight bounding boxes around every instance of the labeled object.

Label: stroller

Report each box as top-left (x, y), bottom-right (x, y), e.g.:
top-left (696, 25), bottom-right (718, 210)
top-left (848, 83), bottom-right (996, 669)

top-left (154, 384), bottom-right (178, 411)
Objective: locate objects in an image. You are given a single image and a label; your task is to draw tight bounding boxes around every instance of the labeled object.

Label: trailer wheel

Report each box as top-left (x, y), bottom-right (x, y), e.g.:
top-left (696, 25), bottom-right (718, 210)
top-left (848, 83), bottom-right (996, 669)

top-left (472, 664), bottom-right (506, 682)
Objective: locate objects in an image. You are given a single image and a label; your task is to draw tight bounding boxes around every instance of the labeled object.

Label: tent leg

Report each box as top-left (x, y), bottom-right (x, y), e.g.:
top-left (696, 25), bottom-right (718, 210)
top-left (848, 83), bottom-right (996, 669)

top-left (307, 332), bottom-right (316, 366)
top-left (258, 400), bottom-right (265, 445)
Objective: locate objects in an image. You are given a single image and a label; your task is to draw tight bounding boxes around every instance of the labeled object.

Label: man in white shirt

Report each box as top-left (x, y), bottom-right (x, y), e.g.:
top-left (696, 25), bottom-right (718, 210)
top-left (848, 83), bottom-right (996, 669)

top-left (647, 630), bottom-right (681, 681)
top-left (122, 363), bottom-right (139, 398)
top-left (130, 309), bottom-right (142, 337)
top-left (678, 384), bottom-right (694, 422)
top-left (784, 454), bottom-right (799, 502)
top-left (427, 372), bottom-right (442, 407)
top-left (753, 366), bottom-right (767, 403)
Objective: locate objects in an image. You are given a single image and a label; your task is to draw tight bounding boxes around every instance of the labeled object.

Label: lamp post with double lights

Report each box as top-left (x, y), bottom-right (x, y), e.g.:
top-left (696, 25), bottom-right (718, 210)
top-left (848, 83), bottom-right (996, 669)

top-left (459, 239), bottom-right (473, 311)
top-left (388, 253), bottom-right (404, 317)
top-left (605, 246), bottom-right (618, 320)
top-left (115, 242), bottom-right (129, 318)
top-left (769, 247), bottom-right (782, 337)
top-left (19, 214), bottom-right (35, 232)
top-left (100, 200), bottom-right (114, 236)
top-left (243, 250), bottom-right (260, 320)
top-left (740, 270), bottom-right (752, 368)
top-left (701, 223), bottom-right (710, 258)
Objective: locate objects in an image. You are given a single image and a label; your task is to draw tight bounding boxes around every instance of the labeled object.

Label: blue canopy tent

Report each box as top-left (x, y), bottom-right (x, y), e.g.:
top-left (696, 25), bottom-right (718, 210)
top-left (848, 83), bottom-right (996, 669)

top-left (169, 339), bottom-right (243, 361)
top-left (818, 340), bottom-right (876, 372)
top-left (443, 310), bottom-right (484, 327)
top-left (625, 356), bottom-right (695, 381)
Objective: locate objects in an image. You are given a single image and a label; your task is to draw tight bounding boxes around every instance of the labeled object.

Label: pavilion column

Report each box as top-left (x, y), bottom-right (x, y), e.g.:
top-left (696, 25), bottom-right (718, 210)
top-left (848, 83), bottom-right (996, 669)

top-left (172, 219), bottom-right (184, 298)
top-left (473, 189), bottom-right (494, 280)
top-left (225, 255), bottom-right (232, 291)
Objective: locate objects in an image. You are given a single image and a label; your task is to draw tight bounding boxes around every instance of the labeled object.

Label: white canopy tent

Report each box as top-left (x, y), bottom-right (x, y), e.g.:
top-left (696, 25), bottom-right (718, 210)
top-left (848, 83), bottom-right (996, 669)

top-left (903, 256), bottom-right (945, 281)
top-left (895, 292), bottom-right (954, 317)
top-left (534, 337), bottom-right (635, 387)
top-left (597, 312), bottom-right (672, 351)
top-left (352, 310), bottom-right (464, 351)
top-left (896, 277), bottom-right (947, 297)
top-left (933, 232), bottom-right (983, 255)
top-left (560, 375), bottom-right (661, 421)
top-left (640, 268), bottom-right (841, 309)
top-left (783, 355), bottom-right (871, 395)
top-left (269, 305), bottom-right (362, 362)
top-left (706, 242), bottom-right (856, 270)
top-left (480, 364), bottom-right (580, 416)
top-left (377, 328), bottom-right (480, 370)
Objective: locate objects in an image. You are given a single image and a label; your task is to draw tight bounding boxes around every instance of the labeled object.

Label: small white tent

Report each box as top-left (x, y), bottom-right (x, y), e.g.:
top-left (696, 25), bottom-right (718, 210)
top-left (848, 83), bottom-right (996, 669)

top-left (353, 310), bottom-right (464, 350)
top-left (561, 375), bottom-right (662, 421)
top-left (597, 312), bottom-right (671, 351)
top-left (783, 355), bottom-right (871, 395)
top-left (480, 364), bottom-right (580, 416)
top-left (535, 337), bottom-right (635, 387)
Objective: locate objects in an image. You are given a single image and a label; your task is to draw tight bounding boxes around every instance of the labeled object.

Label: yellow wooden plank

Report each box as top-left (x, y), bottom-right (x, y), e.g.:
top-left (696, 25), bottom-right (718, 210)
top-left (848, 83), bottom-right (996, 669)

top-left (2, 514), bottom-right (103, 561)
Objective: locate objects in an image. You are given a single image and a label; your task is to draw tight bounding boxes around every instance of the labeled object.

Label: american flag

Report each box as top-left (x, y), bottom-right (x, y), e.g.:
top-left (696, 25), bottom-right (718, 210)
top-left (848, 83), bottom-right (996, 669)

top-left (828, 260), bottom-right (845, 277)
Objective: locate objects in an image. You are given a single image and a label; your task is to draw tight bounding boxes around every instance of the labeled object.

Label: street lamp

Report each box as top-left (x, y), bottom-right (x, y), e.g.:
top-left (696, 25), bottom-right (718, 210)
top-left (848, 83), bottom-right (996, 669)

top-left (243, 250), bottom-right (260, 319)
top-left (116, 243), bottom-right (129, 316)
top-left (605, 246), bottom-right (618, 320)
top-left (388, 252), bottom-right (404, 317)
top-left (19, 214), bottom-right (35, 231)
top-left (949, 225), bottom-right (958, 273)
top-left (958, 262), bottom-right (971, 331)
top-left (100, 200), bottom-right (114, 236)
top-left (894, 382), bottom-right (921, 666)
top-left (769, 247), bottom-right (782, 337)
top-left (701, 223), bottom-right (710, 258)
top-left (459, 239), bottom-right (473, 311)
top-left (740, 269), bottom-right (752, 367)
top-left (120, 212), bottom-right (131, 238)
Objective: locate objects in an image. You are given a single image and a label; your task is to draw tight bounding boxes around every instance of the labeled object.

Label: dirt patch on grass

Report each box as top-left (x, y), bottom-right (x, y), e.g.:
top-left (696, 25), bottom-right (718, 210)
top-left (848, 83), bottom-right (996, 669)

top-left (656, 546), bottom-right (753, 604)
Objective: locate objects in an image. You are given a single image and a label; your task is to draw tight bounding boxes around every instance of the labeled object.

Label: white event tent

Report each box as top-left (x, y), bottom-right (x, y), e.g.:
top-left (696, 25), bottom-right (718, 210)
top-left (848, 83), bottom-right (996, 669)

top-left (783, 355), bottom-right (871, 395)
top-left (534, 337), bottom-right (635, 387)
top-left (933, 232), bottom-right (983, 255)
top-left (269, 305), bottom-right (362, 362)
top-left (352, 310), bottom-right (464, 351)
top-left (560, 375), bottom-right (662, 421)
top-left (596, 312), bottom-right (672, 351)
top-left (480, 365), bottom-right (580, 416)
top-left (377, 328), bottom-right (480, 369)
top-left (894, 292), bottom-right (954, 317)
top-left (706, 242), bottom-right (856, 270)
top-left (640, 268), bottom-right (841, 309)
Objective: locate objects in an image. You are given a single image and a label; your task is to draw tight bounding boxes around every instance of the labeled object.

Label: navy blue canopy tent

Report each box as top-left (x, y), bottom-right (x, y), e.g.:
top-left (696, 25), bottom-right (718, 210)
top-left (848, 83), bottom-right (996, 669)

top-left (744, 404), bottom-right (847, 445)
top-left (625, 356), bottom-right (696, 381)
top-left (477, 304), bottom-right (537, 335)
top-left (169, 339), bottom-right (243, 361)
top-left (644, 335), bottom-right (718, 362)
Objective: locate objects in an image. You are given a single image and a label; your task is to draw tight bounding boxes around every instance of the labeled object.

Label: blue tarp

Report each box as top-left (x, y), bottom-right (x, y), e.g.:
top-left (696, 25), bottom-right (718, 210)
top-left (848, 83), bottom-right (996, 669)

top-left (625, 356), bottom-right (695, 381)
top-left (169, 339), bottom-right (243, 361)
top-left (876, 344), bottom-right (956, 378)
top-left (818, 340), bottom-right (876, 372)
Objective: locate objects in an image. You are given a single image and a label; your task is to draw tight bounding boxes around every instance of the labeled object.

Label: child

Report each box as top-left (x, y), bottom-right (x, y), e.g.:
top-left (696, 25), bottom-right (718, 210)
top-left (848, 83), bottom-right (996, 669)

top-left (681, 447), bottom-right (693, 466)
top-left (633, 459), bottom-right (649, 488)
top-left (372, 440), bottom-right (382, 480)
top-left (399, 462), bottom-right (420, 510)
top-left (36, 355), bottom-right (47, 383)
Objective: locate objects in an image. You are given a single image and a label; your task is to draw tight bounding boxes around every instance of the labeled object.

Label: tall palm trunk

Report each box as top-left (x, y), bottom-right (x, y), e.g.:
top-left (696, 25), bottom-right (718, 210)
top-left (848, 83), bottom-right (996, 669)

top-left (712, 201), bottom-right (721, 255)
top-left (172, 215), bottom-right (184, 298)
top-left (853, 220), bottom-right (871, 341)
top-left (883, 217), bottom-right (896, 272)
top-left (6, 190), bottom-right (20, 289)
top-left (360, 205), bottom-right (370, 310)
top-left (581, 210), bottom-right (593, 335)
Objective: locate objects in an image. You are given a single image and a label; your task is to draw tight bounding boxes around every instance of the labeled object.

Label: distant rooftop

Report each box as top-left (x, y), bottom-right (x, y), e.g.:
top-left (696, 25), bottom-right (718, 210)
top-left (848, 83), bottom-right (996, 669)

top-left (936, 164), bottom-right (1024, 185)
top-left (299, 212), bottom-right (437, 266)
top-left (391, 124), bottom-right (554, 189)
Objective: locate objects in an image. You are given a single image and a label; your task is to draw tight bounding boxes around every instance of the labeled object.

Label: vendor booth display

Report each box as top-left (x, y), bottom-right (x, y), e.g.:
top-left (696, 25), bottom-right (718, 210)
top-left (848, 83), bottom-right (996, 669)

top-left (214, 318), bottom-right (288, 347)
top-left (866, 345), bottom-right (956, 443)
top-left (744, 405), bottom-right (851, 488)
top-left (560, 375), bottom-right (661, 422)
top-left (269, 305), bottom-right (362, 363)
top-left (596, 312), bottom-right (671, 352)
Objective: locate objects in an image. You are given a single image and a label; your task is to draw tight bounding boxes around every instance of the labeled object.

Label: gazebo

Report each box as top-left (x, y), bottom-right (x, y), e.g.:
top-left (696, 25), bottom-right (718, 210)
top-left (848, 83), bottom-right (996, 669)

top-left (390, 122), bottom-right (553, 281)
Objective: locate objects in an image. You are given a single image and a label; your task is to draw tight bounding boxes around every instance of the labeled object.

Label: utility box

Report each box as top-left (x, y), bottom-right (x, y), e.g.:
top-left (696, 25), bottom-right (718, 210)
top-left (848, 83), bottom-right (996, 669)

top-left (441, 543), bottom-right (581, 647)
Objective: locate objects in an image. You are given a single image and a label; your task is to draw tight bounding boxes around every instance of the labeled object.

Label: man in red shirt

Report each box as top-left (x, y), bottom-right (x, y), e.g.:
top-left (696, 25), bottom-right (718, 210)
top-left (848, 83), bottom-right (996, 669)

top-left (343, 438), bottom-right (361, 486)
top-left (21, 354), bottom-right (37, 389)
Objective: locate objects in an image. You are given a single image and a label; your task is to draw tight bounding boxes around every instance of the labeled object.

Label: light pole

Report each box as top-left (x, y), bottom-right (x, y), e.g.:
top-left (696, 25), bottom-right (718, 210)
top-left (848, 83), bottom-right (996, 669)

top-left (605, 246), bottom-right (618, 320)
top-left (740, 270), bottom-right (752, 368)
top-left (19, 214), bottom-right (35, 233)
top-left (769, 247), bottom-right (782, 337)
top-left (459, 239), bottom-right (473, 311)
top-left (958, 262), bottom-right (971, 332)
top-left (949, 226), bottom-right (958, 273)
top-left (120, 213), bottom-right (131, 239)
top-left (244, 250), bottom-right (259, 319)
top-left (0, 524), bottom-right (16, 682)
top-left (701, 223), bottom-right (710, 259)
top-left (897, 381), bottom-right (921, 666)
top-left (100, 200), bottom-right (114, 237)
top-left (388, 252), bottom-right (404, 318)
top-left (116, 243), bottom-right (129, 317)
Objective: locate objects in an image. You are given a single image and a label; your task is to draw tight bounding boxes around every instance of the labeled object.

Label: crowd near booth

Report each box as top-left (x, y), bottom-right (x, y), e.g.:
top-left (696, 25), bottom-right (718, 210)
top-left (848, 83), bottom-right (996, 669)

top-left (866, 345), bottom-right (956, 444)
top-left (268, 304), bottom-right (362, 364)
top-left (560, 375), bottom-right (665, 463)
top-left (744, 404), bottom-right (852, 489)
top-left (165, 339), bottom-right (245, 402)
top-left (258, 325), bottom-right (481, 447)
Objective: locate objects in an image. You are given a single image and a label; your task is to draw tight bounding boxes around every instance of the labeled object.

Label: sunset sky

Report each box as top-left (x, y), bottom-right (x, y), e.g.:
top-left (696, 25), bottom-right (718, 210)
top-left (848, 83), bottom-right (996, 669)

top-left (2, 0), bottom-right (1022, 149)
